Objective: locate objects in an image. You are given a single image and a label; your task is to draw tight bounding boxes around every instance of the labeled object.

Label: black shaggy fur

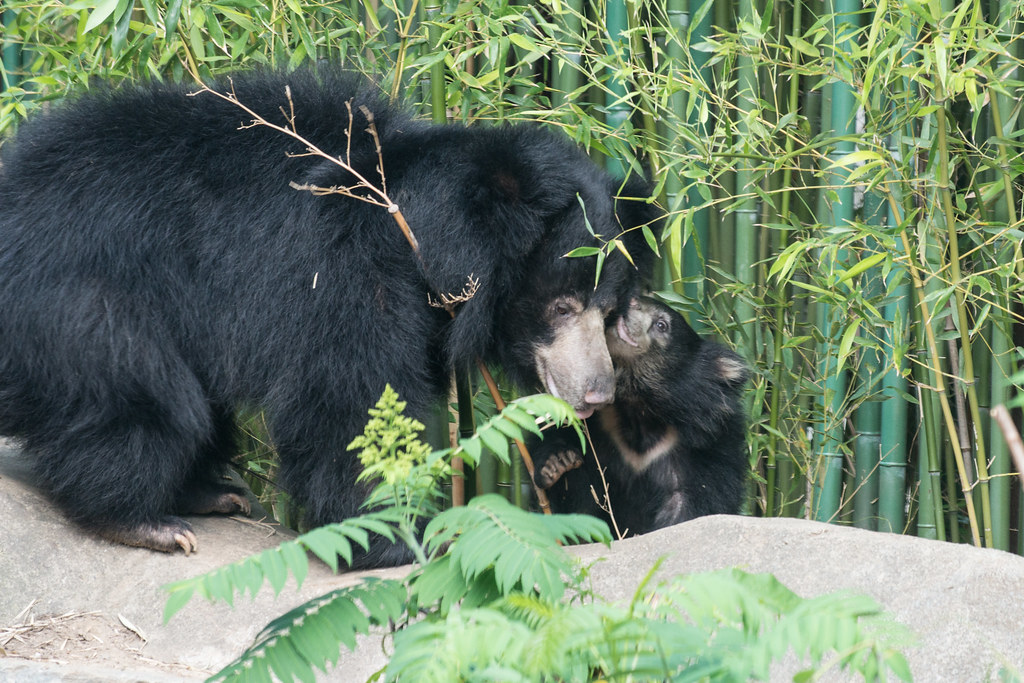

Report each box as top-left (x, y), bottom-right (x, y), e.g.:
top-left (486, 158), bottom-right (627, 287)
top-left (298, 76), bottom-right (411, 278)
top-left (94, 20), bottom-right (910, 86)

top-left (530, 297), bottom-right (749, 536)
top-left (0, 70), bottom-right (656, 566)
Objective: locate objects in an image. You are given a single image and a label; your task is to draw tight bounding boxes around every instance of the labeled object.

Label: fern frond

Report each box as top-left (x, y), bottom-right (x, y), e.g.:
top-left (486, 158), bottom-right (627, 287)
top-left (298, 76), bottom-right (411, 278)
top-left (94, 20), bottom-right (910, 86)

top-left (209, 578), bottom-right (407, 683)
top-left (637, 569), bottom-right (913, 682)
top-left (163, 512), bottom-right (400, 622)
top-left (454, 393), bottom-right (582, 467)
top-left (384, 607), bottom-right (534, 683)
top-left (418, 494), bottom-right (608, 603)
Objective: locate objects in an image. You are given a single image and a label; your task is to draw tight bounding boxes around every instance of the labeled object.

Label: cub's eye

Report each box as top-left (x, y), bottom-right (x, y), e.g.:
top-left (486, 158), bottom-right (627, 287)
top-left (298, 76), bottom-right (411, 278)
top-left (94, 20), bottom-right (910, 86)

top-left (654, 318), bottom-right (669, 334)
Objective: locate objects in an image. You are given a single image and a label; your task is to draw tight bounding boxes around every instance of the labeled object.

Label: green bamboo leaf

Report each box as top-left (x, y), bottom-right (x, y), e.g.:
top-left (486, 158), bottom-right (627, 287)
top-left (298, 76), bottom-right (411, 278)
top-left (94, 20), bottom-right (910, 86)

top-left (837, 319), bottom-right (861, 371)
top-left (165, 0), bottom-right (183, 37)
top-left (492, 417), bottom-right (524, 441)
top-left (84, 0), bottom-right (119, 33)
top-left (188, 22), bottom-right (205, 60)
top-left (137, 0), bottom-right (158, 24)
top-left (789, 280), bottom-right (833, 297)
top-left (768, 242), bottom-right (804, 284)
top-left (500, 406), bottom-right (544, 437)
top-left (826, 149), bottom-right (884, 169)
top-left (786, 34), bottom-right (819, 59)
top-left (932, 35), bottom-right (948, 93)
top-left (110, 0), bottom-right (134, 54)
top-left (593, 248), bottom-right (606, 288)
top-left (641, 224), bottom-right (660, 258)
top-left (205, 8), bottom-right (226, 47)
top-left (837, 252), bottom-right (887, 284)
top-left (361, 0), bottom-right (383, 31)
top-left (564, 246), bottom-right (602, 258)
top-left (508, 33), bottom-right (541, 54)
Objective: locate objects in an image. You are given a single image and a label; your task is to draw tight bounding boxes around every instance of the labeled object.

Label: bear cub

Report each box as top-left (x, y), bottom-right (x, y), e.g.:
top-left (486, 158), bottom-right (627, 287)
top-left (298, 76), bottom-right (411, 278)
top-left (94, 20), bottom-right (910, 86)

top-left (531, 296), bottom-right (749, 536)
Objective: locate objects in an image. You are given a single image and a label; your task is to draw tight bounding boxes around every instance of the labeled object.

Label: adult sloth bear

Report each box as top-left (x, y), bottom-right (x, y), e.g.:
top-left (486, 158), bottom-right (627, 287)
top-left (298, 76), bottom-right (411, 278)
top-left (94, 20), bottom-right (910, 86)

top-left (0, 70), bottom-right (655, 566)
top-left (531, 297), bottom-right (748, 536)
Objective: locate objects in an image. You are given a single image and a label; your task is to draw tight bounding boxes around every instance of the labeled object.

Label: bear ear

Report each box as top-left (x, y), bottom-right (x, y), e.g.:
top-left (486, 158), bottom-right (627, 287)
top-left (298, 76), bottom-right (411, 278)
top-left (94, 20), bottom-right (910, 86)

top-left (470, 127), bottom-right (576, 214)
top-left (489, 169), bottom-right (525, 202)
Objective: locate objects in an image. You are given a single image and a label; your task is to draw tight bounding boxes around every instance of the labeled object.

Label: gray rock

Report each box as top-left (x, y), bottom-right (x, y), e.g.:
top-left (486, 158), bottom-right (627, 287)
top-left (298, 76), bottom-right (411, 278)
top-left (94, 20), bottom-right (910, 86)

top-left (2, 441), bottom-right (1023, 681)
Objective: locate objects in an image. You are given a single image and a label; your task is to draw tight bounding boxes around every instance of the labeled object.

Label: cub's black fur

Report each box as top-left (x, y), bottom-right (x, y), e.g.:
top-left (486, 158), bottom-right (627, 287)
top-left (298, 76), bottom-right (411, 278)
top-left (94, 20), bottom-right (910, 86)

top-left (531, 297), bottom-right (749, 536)
top-left (0, 69), bottom-right (656, 565)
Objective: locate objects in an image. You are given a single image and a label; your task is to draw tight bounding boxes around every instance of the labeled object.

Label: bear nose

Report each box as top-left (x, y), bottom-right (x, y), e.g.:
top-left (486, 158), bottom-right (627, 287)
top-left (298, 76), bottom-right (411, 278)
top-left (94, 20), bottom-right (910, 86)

top-left (583, 382), bottom-right (615, 408)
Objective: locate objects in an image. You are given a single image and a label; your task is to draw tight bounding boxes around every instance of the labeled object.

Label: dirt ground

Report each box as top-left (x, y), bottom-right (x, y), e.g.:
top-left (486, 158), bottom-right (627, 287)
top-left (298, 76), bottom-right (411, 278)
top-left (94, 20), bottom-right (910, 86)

top-left (1, 603), bottom-right (211, 679)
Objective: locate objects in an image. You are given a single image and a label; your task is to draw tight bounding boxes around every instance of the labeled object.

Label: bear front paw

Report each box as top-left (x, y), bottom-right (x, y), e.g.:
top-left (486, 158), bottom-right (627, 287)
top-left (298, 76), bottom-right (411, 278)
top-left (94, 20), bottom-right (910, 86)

top-left (534, 449), bottom-right (584, 489)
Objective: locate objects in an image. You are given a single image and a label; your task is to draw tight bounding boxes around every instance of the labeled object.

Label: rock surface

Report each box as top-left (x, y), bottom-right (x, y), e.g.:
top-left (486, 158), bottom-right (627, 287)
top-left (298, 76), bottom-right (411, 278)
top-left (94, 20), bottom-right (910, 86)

top-left (2, 441), bottom-right (1023, 681)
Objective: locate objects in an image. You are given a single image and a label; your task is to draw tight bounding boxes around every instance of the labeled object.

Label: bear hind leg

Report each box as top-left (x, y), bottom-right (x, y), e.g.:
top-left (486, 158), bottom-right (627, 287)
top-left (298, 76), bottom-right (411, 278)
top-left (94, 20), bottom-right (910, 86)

top-left (174, 407), bottom-right (251, 518)
top-left (36, 418), bottom-right (210, 554)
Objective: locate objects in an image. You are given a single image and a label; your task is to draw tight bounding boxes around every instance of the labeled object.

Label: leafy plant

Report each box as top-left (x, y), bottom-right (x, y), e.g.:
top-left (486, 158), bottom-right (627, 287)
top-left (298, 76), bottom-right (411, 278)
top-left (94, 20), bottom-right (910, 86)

top-left (165, 386), bottom-right (911, 682)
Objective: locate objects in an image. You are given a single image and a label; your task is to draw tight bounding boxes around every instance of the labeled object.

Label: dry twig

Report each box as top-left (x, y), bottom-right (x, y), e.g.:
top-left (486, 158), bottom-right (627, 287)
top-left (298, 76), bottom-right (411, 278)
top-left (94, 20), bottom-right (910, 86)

top-left (193, 80), bottom-right (552, 512)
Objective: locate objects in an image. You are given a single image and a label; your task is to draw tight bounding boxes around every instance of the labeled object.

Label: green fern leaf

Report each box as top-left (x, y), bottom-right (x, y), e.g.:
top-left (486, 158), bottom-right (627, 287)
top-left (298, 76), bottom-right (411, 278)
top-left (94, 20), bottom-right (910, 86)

top-left (163, 515), bottom-right (399, 622)
top-left (209, 578), bottom-right (407, 683)
top-left (453, 393), bottom-right (582, 468)
top-left (425, 494), bottom-right (587, 601)
top-left (498, 404), bottom-right (545, 437)
top-left (478, 423), bottom-right (512, 461)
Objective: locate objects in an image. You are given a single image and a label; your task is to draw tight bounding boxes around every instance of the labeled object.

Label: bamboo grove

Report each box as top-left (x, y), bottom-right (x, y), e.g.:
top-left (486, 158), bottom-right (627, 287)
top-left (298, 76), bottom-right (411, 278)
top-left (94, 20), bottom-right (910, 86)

top-left (2, 0), bottom-right (1023, 552)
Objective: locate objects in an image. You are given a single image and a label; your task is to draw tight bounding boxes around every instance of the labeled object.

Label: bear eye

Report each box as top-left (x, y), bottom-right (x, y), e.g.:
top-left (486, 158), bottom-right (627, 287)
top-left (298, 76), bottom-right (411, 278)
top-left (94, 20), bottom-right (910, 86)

top-left (654, 318), bottom-right (669, 334)
top-left (554, 302), bottom-right (573, 317)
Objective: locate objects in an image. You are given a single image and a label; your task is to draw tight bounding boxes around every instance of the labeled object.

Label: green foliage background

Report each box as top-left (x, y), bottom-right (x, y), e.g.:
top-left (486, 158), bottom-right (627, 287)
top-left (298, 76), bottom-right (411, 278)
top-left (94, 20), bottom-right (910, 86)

top-left (3, 0), bottom-right (1024, 552)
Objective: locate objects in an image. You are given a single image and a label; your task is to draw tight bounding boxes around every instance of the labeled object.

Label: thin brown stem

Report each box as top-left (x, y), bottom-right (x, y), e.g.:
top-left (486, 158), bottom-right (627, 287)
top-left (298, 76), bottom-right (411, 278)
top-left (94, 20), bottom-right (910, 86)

top-left (199, 80), bottom-right (553, 513)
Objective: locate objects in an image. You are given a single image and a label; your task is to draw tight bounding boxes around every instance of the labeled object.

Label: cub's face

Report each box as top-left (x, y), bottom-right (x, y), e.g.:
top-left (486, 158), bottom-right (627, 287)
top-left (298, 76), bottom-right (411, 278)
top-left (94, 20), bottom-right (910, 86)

top-left (606, 296), bottom-right (674, 362)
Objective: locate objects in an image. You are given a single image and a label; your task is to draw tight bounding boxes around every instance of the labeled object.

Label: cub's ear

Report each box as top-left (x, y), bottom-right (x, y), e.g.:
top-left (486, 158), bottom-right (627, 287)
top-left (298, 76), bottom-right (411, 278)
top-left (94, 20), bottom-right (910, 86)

top-left (715, 351), bottom-right (751, 390)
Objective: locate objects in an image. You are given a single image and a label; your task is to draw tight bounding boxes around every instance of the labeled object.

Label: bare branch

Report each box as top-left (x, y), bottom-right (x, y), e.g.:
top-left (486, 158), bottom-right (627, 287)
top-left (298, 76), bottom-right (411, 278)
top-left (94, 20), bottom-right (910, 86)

top-left (190, 81), bottom-right (392, 210)
top-left (428, 274), bottom-right (479, 309)
top-left (190, 80), bottom-right (550, 514)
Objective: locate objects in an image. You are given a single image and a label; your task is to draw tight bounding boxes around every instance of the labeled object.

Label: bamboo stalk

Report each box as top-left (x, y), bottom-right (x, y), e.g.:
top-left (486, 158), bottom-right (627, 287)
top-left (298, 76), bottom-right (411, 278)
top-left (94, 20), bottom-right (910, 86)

top-left (812, 0), bottom-right (858, 524)
top-left (853, 229), bottom-right (885, 530)
top-left (984, 24), bottom-right (1020, 548)
top-left (732, 0), bottom-right (758, 362)
top-left (764, 0), bottom-right (804, 518)
top-left (877, 266), bottom-right (909, 533)
top-left (934, 101), bottom-right (992, 547)
top-left (552, 0), bottom-right (583, 108)
top-left (884, 194), bottom-right (982, 545)
top-left (915, 384), bottom-right (943, 540)
top-left (2, 9), bottom-right (21, 90)
top-left (679, 0), bottom-right (713, 326)
top-left (603, 0), bottom-right (629, 176)
top-left (424, 0), bottom-right (446, 125)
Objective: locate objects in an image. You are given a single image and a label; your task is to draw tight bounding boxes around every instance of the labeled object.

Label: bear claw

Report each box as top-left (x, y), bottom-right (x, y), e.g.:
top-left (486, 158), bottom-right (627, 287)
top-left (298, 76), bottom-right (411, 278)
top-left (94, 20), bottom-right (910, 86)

top-left (535, 449), bottom-right (584, 489)
top-left (99, 516), bottom-right (199, 555)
